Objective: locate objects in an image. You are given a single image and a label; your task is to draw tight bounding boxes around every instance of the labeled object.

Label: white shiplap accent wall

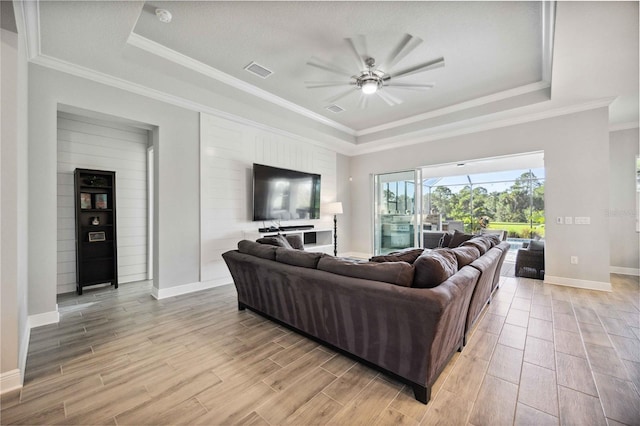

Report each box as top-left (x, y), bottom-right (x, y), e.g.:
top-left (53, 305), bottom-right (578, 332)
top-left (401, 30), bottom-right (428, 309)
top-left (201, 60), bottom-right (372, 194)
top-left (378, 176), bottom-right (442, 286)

top-left (57, 112), bottom-right (149, 294)
top-left (200, 113), bottom-right (337, 285)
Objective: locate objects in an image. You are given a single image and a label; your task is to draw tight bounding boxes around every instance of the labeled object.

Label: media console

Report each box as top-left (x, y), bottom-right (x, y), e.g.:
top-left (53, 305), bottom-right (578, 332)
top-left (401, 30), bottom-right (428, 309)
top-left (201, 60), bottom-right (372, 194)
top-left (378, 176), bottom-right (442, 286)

top-left (245, 227), bottom-right (333, 254)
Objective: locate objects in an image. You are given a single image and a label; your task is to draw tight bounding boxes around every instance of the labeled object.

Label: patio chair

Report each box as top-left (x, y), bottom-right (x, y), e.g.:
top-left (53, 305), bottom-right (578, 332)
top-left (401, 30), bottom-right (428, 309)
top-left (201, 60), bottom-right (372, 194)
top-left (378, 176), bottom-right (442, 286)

top-left (515, 240), bottom-right (545, 279)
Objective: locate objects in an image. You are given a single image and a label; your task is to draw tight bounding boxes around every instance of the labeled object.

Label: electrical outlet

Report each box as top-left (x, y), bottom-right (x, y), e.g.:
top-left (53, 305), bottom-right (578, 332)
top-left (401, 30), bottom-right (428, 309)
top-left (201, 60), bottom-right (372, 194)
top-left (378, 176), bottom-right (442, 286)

top-left (571, 256), bottom-right (578, 264)
top-left (565, 216), bottom-right (573, 225)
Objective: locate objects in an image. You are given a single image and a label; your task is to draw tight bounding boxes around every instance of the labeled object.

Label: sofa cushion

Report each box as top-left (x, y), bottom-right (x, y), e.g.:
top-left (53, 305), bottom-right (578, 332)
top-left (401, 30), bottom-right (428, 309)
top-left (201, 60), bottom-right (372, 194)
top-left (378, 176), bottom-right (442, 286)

top-left (460, 237), bottom-right (491, 255)
top-left (438, 232), bottom-right (453, 248)
top-left (482, 233), bottom-right (502, 246)
top-left (448, 230), bottom-right (474, 248)
top-left (413, 248), bottom-right (458, 288)
top-left (285, 234), bottom-right (305, 250)
top-left (369, 247), bottom-right (425, 264)
top-left (256, 234), bottom-right (293, 249)
top-left (276, 247), bottom-right (323, 268)
top-left (317, 257), bottom-right (414, 287)
top-left (238, 239), bottom-right (278, 260)
top-left (451, 245), bottom-right (481, 268)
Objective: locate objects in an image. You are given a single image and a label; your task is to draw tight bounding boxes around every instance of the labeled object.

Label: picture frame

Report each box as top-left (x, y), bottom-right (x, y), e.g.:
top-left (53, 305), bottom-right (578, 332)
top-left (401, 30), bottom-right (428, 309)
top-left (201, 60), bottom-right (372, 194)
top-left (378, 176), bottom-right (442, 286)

top-left (95, 193), bottom-right (108, 209)
top-left (80, 192), bottom-right (92, 209)
top-left (88, 231), bottom-right (106, 242)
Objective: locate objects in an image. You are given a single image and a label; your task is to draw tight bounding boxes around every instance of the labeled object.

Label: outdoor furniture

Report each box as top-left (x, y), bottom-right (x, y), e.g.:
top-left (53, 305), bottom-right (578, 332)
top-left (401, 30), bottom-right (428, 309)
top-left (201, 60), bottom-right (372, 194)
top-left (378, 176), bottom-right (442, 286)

top-left (515, 240), bottom-right (545, 279)
top-left (480, 229), bottom-right (508, 241)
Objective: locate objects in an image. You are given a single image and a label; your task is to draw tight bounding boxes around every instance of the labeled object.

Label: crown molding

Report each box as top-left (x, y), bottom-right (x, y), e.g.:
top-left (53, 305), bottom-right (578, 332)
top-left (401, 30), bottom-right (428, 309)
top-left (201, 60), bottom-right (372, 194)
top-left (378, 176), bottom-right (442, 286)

top-left (609, 121), bottom-right (639, 132)
top-left (351, 97), bottom-right (616, 156)
top-left (355, 81), bottom-right (551, 137)
top-left (541, 1), bottom-right (556, 83)
top-left (30, 54), bottom-right (358, 156)
top-left (15, 0), bottom-right (40, 59)
top-left (127, 33), bottom-right (356, 137)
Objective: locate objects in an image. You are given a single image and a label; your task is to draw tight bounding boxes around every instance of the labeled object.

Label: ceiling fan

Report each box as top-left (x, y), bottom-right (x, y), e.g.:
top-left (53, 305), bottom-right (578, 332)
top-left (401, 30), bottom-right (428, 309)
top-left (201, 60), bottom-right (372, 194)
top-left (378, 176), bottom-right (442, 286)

top-left (305, 34), bottom-right (445, 108)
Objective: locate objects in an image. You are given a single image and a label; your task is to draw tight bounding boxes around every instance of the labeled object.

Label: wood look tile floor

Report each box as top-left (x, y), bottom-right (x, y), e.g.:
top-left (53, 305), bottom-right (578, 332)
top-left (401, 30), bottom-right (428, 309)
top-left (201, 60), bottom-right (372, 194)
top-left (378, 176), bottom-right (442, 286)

top-left (1, 268), bottom-right (639, 425)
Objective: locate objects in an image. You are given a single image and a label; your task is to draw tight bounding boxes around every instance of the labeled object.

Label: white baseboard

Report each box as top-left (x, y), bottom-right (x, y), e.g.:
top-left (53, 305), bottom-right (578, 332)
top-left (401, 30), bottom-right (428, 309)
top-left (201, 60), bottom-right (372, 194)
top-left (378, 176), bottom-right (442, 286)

top-left (610, 266), bottom-right (640, 276)
top-left (18, 324), bottom-right (30, 383)
top-left (0, 369), bottom-right (22, 394)
top-left (544, 275), bottom-right (612, 292)
top-left (151, 279), bottom-right (230, 300)
top-left (28, 306), bottom-right (60, 329)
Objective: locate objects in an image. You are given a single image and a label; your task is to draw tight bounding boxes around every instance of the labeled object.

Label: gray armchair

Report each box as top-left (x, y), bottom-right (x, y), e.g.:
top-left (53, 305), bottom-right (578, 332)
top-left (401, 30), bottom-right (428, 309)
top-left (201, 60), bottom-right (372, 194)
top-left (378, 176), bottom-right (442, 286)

top-left (515, 240), bottom-right (545, 279)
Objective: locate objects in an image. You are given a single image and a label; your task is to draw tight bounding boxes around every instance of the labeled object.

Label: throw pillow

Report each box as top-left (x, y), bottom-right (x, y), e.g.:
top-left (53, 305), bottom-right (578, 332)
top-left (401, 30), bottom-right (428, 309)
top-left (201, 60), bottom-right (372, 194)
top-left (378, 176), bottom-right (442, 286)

top-left (317, 257), bottom-right (415, 287)
top-left (439, 232), bottom-right (453, 248)
top-left (256, 234), bottom-right (293, 249)
top-left (448, 230), bottom-right (474, 248)
top-left (369, 247), bottom-right (425, 264)
top-left (238, 239), bottom-right (278, 260)
top-left (275, 248), bottom-right (323, 269)
top-left (285, 234), bottom-right (305, 250)
top-left (451, 245), bottom-right (481, 268)
top-left (413, 248), bottom-right (458, 288)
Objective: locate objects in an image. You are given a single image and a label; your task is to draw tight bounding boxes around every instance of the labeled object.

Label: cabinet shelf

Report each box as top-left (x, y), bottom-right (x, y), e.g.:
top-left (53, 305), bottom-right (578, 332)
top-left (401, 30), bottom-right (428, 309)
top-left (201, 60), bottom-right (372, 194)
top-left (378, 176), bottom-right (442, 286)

top-left (75, 168), bottom-right (118, 295)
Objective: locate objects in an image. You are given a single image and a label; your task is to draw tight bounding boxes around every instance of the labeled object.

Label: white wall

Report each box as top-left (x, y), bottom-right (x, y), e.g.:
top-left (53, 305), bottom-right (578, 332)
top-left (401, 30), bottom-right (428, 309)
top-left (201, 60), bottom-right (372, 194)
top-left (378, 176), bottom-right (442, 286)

top-left (1, 27), bottom-right (20, 387)
top-left (609, 128), bottom-right (640, 275)
top-left (56, 112), bottom-right (149, 294)
top-left (28, 64), bottom-right (199, 316)
top-left (1, 22), bottom-right (29, 391)
top-left (350, 108), bottom-right (612, 290)
top-left (200, 113), bottom-right (338, 285)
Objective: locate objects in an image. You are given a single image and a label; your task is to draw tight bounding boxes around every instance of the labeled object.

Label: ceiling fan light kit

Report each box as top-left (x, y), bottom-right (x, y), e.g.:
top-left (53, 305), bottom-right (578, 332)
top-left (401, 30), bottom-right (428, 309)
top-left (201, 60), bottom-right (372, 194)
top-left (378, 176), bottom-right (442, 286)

top-left (306, 34), bottom-right (445, 108)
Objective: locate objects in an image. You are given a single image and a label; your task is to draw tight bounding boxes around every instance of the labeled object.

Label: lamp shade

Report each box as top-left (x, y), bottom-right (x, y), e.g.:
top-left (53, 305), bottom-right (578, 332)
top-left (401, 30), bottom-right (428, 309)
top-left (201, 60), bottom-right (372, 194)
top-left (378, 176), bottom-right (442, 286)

top-left (323, 202), bottom-right (343, 215)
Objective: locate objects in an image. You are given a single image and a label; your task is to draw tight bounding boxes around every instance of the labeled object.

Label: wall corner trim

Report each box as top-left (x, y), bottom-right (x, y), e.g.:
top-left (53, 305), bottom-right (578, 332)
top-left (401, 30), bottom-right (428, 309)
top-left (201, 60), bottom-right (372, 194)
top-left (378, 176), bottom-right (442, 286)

top-left (610, 266), bottom-right (640, 277)
top-left (151, 279), bottom-right (230, 300)
top-left (28, 309), bottom-right (60, 329)
top-left (543, 275), bottom-right (612, 292)
top-left (0, 369), bottom-right (23, 394)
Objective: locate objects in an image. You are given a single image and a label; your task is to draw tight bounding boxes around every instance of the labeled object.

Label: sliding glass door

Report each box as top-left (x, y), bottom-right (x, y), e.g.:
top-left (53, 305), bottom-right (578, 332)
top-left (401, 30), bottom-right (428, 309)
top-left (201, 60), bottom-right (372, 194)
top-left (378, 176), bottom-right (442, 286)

top-left (373, 170), bottom-right (420, 255)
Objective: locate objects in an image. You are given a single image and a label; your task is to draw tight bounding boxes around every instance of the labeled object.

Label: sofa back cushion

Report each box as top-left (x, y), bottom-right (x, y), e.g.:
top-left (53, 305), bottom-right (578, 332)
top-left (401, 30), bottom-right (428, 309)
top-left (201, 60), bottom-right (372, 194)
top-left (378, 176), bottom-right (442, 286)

top-left (317, 257), bottom-right (414, 287)
top-left (448, 230), bottom-right (475, 248)
top-left (369, 248), bottom-right (425, 264)
top-left (413, 248), bottom-right (458, 288)
top-left (451, 245), bottom-right (481, 268)
top-left (276, 247), bottom-right (323, 269)
top-left (256, 234), bottom-right (293, 249)
top-left (238, 239), bottom-right (278, 260)
top-left (439, 232), bottom-right (453, 248)
top-left (285, 234), bottom-right (305, 250)
top-left (460, 237), bottom-right (491, 255)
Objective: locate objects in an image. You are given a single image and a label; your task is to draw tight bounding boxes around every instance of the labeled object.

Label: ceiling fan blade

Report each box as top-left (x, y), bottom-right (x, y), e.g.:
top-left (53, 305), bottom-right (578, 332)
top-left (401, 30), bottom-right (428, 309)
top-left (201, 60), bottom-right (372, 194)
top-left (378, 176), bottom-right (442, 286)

top-left (358, 94), bottom-right (369, 109)
top-left (325, 87), bottom-right (357, 104)
top-left (376, 90), bottom-right (403, 106)
top-left (345, 36), bottom-right (366, 70)
top-left (383, 34), bottom-right (423, 71)
top-left (385, 82), bottom-right (435, 91)
top-left (391, 57), bottom-right (445, 79)
top-left (305, 81), bottom-right (354, 89)
top-left (307, 57), bottom-right (353, 78)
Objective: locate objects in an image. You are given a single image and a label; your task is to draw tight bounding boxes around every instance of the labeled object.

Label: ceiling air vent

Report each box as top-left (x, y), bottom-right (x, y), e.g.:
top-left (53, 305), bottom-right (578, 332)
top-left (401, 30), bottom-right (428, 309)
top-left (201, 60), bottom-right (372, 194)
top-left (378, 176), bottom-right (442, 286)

top-left (244, 62), bottom-right (273, 79)
top-left (326, 104), bottom-right (345, 113)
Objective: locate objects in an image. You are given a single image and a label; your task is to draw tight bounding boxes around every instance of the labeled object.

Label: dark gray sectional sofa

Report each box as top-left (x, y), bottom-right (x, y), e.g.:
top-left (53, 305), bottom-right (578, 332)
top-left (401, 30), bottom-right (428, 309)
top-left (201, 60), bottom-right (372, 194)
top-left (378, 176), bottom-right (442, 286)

top-left (222, 234), bottom-right (509, 404)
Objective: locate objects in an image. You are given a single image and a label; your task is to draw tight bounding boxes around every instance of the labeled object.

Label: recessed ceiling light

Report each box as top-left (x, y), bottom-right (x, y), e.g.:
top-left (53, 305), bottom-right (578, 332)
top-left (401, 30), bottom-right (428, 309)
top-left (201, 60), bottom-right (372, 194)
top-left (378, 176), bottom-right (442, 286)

top-left (155, 9), bottom-right (172, 23)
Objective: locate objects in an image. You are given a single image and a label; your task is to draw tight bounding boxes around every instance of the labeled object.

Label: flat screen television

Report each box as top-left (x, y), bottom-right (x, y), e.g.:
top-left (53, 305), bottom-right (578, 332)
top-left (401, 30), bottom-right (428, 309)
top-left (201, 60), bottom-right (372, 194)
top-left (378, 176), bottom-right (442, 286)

top-left (252, 163), bottom-right (321, 222)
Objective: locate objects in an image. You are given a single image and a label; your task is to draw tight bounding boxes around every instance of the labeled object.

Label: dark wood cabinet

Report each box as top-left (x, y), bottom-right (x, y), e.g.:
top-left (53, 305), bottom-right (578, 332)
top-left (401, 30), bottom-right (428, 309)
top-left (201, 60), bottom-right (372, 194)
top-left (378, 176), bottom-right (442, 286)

top-left (74, 168), bottom-right (118, 295)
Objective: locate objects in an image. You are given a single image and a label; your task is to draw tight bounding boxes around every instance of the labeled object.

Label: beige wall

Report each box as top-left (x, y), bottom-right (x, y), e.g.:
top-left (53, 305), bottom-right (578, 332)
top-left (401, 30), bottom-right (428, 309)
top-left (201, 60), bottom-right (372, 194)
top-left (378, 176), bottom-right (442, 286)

top-left (349, 108), bottom-right (612, 289)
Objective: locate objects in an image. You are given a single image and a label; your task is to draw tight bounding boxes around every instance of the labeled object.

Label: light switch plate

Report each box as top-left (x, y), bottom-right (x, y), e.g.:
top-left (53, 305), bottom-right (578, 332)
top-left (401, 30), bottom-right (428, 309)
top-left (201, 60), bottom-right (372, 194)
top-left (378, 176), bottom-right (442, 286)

top-left (556, 216), bottom-right (563, 224)
top-left (575, 216), bottom-right (591, 225)
top-left (565, 216), bottom-right (573, 225)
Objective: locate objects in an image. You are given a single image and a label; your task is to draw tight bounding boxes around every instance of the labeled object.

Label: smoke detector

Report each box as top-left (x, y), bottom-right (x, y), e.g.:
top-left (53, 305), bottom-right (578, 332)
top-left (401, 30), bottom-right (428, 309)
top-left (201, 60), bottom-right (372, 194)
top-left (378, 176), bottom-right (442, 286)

top-left (155, 9), bottom-right (172, 23)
